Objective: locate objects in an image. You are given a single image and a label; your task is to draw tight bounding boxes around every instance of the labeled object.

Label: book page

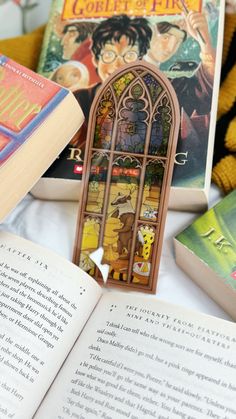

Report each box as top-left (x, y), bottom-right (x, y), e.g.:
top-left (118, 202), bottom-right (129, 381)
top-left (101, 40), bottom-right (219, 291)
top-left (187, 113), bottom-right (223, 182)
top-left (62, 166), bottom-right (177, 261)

top-left (0, 231), bottom-right (102, 419)
top-left (36, 292), bottom-right (236, 419)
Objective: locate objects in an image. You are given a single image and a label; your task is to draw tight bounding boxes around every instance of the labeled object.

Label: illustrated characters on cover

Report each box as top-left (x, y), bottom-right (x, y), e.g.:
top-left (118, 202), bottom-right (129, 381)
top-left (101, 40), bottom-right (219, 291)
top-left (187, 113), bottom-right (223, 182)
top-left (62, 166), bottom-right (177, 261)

top-left (45, 2), bottom-right (217, 284)
top-left (46, 2), bottom-right (217, 186)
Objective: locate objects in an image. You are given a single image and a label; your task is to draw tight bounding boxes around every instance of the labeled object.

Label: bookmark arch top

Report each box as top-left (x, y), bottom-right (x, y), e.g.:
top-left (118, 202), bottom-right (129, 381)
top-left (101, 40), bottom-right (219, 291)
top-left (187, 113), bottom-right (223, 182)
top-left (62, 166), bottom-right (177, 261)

top-left (74, 61), bottom-right (179, 293)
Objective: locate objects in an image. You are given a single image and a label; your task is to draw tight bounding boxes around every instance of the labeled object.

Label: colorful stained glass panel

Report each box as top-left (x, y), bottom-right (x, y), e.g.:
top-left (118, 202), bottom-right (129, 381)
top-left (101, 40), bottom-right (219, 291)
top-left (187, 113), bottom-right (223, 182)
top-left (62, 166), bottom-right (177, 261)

top-left (116, 83), bottom-right (148, 153)
top-left (143, 73), bottom-right (163, 105)
top-left (112, 72), bottom-right (135, 97)
top-left (140, 160), bottom-right (165, 221)
top-left (132, 224), bottom-right (156, 286)
top-left (93, 89), bottom-right (114, 150)
top-left (149, 95), bottom-right (171, 156)
top-left (86, 153), bottom-right (109, 214)
top-left (79, 217), bottom-right (101, 275)
top-left (102, 156), bottom-right (141, 280)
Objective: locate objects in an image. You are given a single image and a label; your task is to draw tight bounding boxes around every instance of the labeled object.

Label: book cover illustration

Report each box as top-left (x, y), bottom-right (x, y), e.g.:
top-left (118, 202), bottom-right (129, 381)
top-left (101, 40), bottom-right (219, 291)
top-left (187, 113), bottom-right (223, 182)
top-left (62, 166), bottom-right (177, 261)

top-left (0, 55), bottom-right (67, 166)
top-left (73, 62), bottom-right (179, 292)
top-left (37, 0), bottom-right (221, 196)
top-left (176, 189), bottom-right (236, 291)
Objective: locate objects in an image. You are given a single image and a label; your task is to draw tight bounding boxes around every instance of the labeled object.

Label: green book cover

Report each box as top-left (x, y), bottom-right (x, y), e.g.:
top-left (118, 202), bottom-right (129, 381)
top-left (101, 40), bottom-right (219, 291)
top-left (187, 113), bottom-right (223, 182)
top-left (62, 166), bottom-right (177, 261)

top-left (176, 190), bottom-right (236, 291)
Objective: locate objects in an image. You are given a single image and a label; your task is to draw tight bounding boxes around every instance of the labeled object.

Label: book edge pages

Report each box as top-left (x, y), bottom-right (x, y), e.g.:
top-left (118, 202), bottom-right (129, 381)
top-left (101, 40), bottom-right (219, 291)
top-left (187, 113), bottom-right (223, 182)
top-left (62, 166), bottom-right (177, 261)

top-left (0, 91), bottom-right (84, 222)
top-left (202, 0), bottom-right (225, 204)
top-left (168, 185), bottom-right (208, 212)
top-left (30, 177), bottom-right (82, 201)
top-left (174, 237), bottom-right (236, 321)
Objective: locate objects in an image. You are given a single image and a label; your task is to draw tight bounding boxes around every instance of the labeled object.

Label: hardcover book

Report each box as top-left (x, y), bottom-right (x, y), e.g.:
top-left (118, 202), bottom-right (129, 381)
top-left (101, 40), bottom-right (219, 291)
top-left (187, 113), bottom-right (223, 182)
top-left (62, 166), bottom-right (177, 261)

top-left (174, 189), bottom-right (236, 320)
top-left (31, 0), bottom-right (224, 211)
top-left (0, 54), bottom-right (84, 222)
top-left (1, 230), bottom-right (236, 418)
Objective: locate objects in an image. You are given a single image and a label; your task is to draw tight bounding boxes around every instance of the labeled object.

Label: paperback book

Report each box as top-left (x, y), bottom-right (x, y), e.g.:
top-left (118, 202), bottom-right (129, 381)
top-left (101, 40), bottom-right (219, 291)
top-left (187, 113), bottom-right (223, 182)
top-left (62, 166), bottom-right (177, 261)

top-left (0, 54), bottom-right (84, 221)
top-left (32, 0), bottom-right (225, 211)
top-left (174, 189), bottom-right (236, 320)
top-left (0, 230), bottom-right (236, 418)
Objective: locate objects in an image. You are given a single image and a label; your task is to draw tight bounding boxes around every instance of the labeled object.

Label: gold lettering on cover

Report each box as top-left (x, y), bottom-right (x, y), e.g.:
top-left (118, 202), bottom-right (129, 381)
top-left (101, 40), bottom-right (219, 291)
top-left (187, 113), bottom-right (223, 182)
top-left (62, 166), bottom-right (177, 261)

top-left (214, 236), bottom-right (233, 251)
top-left (200, 227), bottom-right (215, 238)
top-left (67, 148), bottom-right (82, 162)
top-left (0, 85), bottom-right (22, 108)
top-left (0, 80), bottom-right (42, 129)
top-left (11, 102), bottom-right (42, 129)
top-left (201, 228), bottom-right (233, 252)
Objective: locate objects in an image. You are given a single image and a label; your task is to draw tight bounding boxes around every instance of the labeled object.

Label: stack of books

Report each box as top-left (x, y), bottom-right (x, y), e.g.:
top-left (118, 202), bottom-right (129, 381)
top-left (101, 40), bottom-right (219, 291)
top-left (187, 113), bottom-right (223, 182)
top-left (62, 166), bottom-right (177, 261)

top-left (1, 2), bottom-right (236, 419)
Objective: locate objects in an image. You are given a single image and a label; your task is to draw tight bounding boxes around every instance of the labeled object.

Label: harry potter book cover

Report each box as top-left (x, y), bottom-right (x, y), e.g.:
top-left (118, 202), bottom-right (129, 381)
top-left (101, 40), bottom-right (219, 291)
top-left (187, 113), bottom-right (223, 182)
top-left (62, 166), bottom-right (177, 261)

top-left (0, 54), bottom-right (84, 221)
top-left (32, 0), bottom-right (225, 211)
top-left (174, 189), bottom-right (236, 320)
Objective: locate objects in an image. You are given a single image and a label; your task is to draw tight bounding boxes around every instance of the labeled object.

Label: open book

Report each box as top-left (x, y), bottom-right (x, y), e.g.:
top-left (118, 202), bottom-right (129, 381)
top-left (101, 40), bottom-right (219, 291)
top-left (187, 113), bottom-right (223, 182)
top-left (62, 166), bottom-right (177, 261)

top-left (0, 231), bottom-right (236, 419)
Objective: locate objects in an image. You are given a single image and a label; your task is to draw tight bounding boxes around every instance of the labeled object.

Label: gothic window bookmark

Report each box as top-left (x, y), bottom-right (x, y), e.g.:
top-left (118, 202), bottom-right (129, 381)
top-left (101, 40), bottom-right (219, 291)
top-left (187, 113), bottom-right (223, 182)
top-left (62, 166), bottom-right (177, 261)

top-left (73, 61), bottom-right (180, 293)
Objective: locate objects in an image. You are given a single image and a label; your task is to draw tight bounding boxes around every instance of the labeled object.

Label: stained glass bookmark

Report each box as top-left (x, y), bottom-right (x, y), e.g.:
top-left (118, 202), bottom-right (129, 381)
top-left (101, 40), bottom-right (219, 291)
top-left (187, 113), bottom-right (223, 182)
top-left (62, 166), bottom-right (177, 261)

top-left (73, 61), bottom-right (180, 293)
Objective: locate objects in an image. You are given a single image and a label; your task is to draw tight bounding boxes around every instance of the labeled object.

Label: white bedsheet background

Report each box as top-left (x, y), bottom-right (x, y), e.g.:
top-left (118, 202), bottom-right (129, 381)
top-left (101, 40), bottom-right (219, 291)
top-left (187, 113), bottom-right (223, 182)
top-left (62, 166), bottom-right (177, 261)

top-left (0, 2), bottom-right (231, 322)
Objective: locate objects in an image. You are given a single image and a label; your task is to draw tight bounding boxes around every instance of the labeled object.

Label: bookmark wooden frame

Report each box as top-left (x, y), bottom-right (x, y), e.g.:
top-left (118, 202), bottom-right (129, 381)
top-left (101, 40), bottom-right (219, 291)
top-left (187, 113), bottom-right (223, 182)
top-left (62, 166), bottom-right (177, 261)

top-left (73, 61), bottom-right (180, 293)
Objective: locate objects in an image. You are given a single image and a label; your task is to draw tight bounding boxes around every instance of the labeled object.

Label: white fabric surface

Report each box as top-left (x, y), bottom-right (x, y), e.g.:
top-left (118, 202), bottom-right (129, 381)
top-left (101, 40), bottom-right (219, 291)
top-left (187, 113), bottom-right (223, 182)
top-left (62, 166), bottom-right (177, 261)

top-left (0, 1), bottom-right (52, 39)
top-left (0, 185), bottom-right (231, 322)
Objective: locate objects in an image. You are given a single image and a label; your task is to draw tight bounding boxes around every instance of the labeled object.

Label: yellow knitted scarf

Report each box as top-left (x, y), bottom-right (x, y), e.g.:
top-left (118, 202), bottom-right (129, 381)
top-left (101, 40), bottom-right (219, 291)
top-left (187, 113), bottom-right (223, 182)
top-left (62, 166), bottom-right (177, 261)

top-left (212, 13), bottom-right (236, 194)
top-left (0, 25), bottom-right (45, 71)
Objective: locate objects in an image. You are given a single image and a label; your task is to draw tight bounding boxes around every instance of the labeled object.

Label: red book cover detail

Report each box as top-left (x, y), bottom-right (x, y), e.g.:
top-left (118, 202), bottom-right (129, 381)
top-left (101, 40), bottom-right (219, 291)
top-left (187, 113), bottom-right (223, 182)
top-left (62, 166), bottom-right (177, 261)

top-left (0, 55), bottom-right (68, 166)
